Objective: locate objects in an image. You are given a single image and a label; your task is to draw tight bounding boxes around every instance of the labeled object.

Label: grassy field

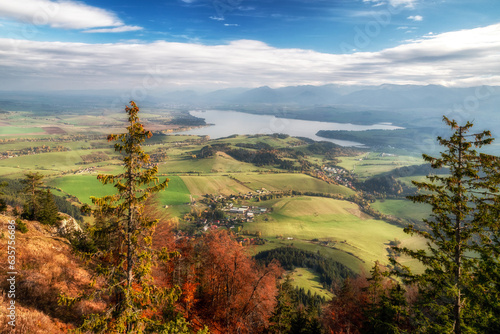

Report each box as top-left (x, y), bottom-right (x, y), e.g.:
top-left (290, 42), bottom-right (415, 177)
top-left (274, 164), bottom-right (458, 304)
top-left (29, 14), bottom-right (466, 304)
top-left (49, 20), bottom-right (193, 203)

top-left (288, 268), bottom-right (334, 300)
top-left (48, 174), bottom-right (116, 204)
top-left (0, 151), bottom-right (83, 172)
top-left (154, 176), bottom-right (191, 206)
top-left (372, 199), bottom-right (432, 222)
top-left (335, 153), bottom-right (369, 172)
top-left (0, 127), bottom-right (45, 135)
top-left (158, 152), bottom-right (264, 174)
top-left (234, 173), bottom-right (354, 195)
top-left (214, 134), bottom-right (306, 148)
top-left (245, 196), bottom-right (412, 271)
top-left (0, 148), bottom-right (123, 179)
top-left (180, 173), bottom-right (354, 199)
top-left (0, 166), bottom-right (32, 178)
top-left (248, 237), bottom-right (366, 274)
top-left (181, 175), bottom-right (251, 196)
top-left (0, 140), bottom-right (105, 151)
top-left (338, 152), bottom-right (423, 179)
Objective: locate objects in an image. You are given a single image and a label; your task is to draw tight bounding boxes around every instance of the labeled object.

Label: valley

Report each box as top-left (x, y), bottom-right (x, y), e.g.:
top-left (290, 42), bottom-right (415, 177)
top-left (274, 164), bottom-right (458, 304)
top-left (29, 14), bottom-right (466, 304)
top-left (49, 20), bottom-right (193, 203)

top-left (0, 106), bottom-right (432, 300)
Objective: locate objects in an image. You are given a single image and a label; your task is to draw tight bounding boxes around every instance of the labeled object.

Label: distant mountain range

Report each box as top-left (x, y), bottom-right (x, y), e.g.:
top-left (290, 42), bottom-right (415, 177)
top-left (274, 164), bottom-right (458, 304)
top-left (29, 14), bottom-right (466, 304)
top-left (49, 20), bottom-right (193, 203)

top-left (158, 84), bottom-right (500, 112)
top-left (1, 84), bottom-right (499, 117)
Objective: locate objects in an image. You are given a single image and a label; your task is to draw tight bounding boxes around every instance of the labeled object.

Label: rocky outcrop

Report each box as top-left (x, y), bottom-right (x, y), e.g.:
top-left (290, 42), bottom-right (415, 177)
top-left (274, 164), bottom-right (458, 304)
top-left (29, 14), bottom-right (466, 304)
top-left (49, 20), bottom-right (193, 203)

top-left (54, 212), bottom-right (82, 237)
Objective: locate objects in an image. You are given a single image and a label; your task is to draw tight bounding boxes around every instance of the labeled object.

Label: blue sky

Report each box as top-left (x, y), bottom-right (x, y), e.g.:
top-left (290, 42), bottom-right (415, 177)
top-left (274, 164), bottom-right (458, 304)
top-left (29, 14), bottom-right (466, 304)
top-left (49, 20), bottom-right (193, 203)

top-left (0, 0), bottom-right (499, 90)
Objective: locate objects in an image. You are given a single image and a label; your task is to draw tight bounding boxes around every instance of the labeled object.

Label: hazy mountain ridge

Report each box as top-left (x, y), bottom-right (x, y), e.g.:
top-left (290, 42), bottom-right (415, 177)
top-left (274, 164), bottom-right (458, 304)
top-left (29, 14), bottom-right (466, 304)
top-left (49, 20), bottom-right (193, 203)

top-left (2, 84), bottom-right (499, 112)
top-left (174, 84), bottom-right (500, 111)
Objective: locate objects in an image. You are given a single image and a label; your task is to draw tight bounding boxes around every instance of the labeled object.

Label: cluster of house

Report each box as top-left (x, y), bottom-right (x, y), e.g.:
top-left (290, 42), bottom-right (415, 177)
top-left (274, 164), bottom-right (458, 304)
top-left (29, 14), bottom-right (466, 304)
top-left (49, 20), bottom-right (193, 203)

top-left (74, 166), bottom-right (96, 174)
top-left (0, 153), bottom-right (17, 160)
top-left (236, 188), bottom-right (271, 200)
top-left (321, 166), bottom-right (354, 189)
top-left (226, 204), bottom-right (268, 220)
top-left (322, 166), bottom-right (345, 174)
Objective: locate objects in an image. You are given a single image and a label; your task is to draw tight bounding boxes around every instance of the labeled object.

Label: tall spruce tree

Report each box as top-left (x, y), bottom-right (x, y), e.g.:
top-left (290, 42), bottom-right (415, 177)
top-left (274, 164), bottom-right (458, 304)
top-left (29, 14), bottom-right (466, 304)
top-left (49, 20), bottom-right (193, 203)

top-left (391, 116), bottom-right (500, 333)
top-left (0, 181), bottom-right (8, 213)
top-left (61, 102), bottom-right (192, 333)
top-left (268, 278), bottom-right (295, 334)
top-left (20, 171), bottom-right (44, 220)
top-left (364, 262), bottom-right (410, 334)
top-left (37, 189), bottom-right (61, 225)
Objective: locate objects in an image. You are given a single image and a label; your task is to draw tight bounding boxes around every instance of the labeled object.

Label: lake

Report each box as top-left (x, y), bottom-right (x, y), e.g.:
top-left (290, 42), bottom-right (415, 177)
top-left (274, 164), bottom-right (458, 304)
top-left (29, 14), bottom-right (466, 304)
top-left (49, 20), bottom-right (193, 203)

top-left (179, 109), bottom-right (402, 146)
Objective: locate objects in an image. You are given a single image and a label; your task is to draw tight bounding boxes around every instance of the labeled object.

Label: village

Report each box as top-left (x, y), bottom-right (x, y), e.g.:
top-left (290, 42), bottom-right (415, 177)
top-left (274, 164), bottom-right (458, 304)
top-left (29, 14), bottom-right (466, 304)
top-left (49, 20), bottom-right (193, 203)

top-left (319, 166), bottom-right (354, 189)
top-left (178, 188), bottom-right (276, 245)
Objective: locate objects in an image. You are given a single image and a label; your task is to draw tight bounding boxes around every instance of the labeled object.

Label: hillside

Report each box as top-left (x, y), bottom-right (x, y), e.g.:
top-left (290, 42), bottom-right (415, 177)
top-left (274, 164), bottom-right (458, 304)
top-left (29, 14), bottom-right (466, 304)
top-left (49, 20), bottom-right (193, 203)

top-left (0, 209), bottom-right (100, 333)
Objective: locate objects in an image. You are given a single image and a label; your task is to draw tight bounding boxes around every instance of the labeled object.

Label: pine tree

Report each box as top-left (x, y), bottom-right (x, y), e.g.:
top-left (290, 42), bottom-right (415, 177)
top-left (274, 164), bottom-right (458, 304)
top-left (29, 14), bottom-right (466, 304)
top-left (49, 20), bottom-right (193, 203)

top-left (0, 181), bottom-right (7, 213)
top-left (37, 189), bottom-right (61, 225)
top-left (20, 171), bottom-right (44, 220)
top-left (364, 264), bottom-right (411, 334)
top-left (390, 116), bottom-right (500, 333)
top-left (60, 102), bottom-right (192, 333)
top-left (268, 278), bottom-right (295, 334)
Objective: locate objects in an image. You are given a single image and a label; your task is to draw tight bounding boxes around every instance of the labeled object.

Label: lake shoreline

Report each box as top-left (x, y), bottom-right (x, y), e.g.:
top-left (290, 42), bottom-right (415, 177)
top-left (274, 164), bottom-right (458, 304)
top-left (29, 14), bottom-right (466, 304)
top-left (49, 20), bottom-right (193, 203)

top-left (177, 109), bottom-right (402, 147)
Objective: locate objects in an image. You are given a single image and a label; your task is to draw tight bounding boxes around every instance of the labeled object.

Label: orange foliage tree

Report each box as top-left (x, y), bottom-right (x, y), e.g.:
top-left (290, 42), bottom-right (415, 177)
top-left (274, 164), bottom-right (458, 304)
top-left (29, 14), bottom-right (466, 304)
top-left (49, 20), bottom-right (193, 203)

top-left (322, 276), bottom-right (369, 334)
top-left (165, 230), bottom-right (281, 333)
top-left (195, 231), bottom-right (280, 333)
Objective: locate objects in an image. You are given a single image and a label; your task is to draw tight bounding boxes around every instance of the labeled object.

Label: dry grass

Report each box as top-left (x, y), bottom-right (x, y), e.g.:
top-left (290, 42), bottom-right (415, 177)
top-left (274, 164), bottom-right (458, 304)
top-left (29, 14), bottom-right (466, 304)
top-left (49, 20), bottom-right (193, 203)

top-left (0, 292), bottom-right (73, 334)
top-left (0, 213), bottom-right (103, 331)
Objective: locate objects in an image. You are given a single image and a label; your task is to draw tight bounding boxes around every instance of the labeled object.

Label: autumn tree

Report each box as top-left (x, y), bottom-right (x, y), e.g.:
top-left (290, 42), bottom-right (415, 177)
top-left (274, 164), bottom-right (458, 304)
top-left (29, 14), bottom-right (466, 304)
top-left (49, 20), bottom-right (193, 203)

top-left (391, 116), bottom-right (500, 333)
top-left (194, 230), bottom-right (280, 333)
top-left (61, 102), bottom-right (194, 333)
top-left (322, 276), bottom-right (369, 334)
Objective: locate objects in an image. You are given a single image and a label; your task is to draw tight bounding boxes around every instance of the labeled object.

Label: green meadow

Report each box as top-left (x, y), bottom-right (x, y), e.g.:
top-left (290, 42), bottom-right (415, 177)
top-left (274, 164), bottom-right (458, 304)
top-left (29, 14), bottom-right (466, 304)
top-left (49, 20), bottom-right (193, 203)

top-left (338, 152), bottom-right (423, 179)
top-left (0, 127), bottom-right (45, 135)
top-left (154, 175), bottom-right (191, 206)
top-left (47, 173), bottom-right (187, 207)
top-left (213, 134), bottom-right (306, 148)
top-left (0, 151), bottom-right (83, 173)
top-left (48, 174), bottom-right (116, 204)
top-left (288, 268), bottom-right (334, 300)
top-left (249, 237), bottom-right (366, 274)
top-left (234, 173), bottom-right (354, 195)
top-left (372, 199), bottom-right (432, 222)
top-left (244, 196), bottom-right (413, 271)
top-left (181, 175), bottom-right (251, 196)
top-left (158, 152), bottom-right (264, 174)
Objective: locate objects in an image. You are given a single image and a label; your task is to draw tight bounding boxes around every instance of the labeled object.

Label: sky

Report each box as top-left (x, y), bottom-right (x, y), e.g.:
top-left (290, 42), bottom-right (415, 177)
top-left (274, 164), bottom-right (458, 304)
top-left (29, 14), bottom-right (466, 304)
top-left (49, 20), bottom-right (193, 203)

top-left (0, 0), bottom-right (499, 91)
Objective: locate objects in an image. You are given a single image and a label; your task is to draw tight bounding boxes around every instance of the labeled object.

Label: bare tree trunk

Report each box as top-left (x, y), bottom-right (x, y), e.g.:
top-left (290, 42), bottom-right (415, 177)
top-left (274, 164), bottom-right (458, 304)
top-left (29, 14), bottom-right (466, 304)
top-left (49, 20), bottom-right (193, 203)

top-left (454, 127), bottom-right (463, 334)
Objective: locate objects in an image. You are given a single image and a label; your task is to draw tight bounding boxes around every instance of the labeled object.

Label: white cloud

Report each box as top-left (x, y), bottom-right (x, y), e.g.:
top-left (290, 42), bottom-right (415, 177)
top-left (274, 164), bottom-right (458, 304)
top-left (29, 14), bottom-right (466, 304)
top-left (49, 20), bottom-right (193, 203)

top-left (397, 26), bottom-right (418, 31)
top-left (209, 16), bottom-right (225, 21)
top-left (83, 26), bottom-right (144, 33)
top-left (388, 0), bottom-right (417, 8)
top-left (0, 23), bottom-right (499, 90)
top-left (224, 23), bottom-right (239, 27)
top-left (0, 0), bottom-right (138, 30)
top-left (364, 0), bottom-right (418, 8)
top-left (363, 0), bottom-right (386, 6)
top-left (408, 15), bottom-right (423, 21)
top-left (350, 10), bottom-right (388, 18)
